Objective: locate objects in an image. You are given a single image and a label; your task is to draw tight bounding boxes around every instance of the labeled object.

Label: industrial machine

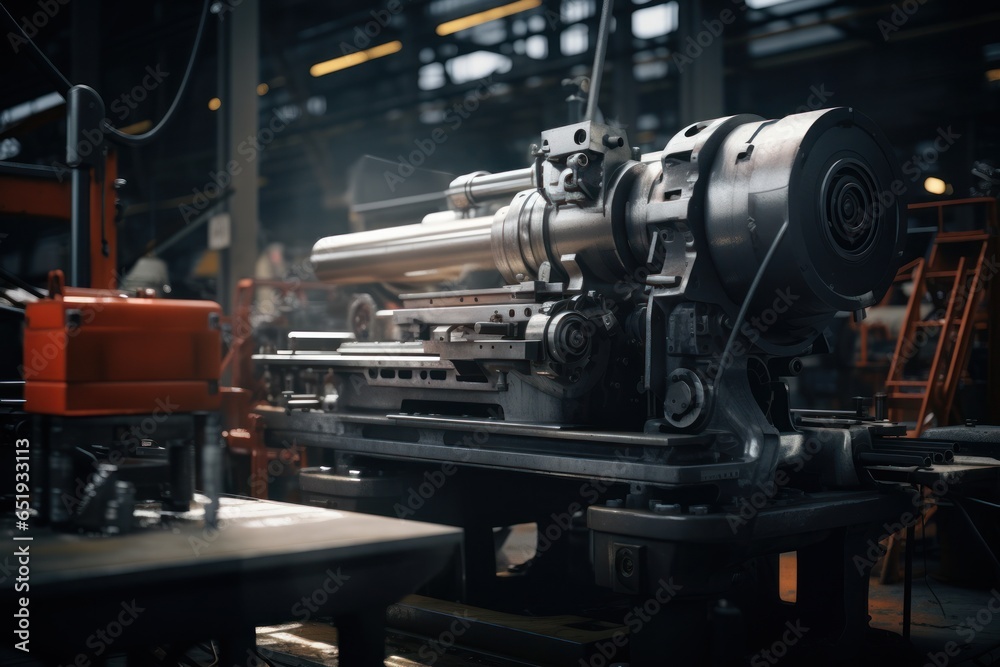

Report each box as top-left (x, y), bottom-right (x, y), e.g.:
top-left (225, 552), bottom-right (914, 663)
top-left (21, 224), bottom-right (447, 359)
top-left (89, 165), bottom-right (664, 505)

top-left (3, 0), bottom-right (998, 663)
top-left (251, 5), bottom-right (1000, 665)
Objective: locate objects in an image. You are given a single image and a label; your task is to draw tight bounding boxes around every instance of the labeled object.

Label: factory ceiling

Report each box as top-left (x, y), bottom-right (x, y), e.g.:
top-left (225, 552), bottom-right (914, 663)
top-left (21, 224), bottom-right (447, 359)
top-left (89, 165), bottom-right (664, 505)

top-left (0, 0), bottom-right (997, 291)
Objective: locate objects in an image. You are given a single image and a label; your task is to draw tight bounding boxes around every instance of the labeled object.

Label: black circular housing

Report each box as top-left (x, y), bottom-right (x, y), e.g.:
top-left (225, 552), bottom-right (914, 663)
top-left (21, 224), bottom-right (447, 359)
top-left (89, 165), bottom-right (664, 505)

top-left (702, 108), bottom-right (904, 348)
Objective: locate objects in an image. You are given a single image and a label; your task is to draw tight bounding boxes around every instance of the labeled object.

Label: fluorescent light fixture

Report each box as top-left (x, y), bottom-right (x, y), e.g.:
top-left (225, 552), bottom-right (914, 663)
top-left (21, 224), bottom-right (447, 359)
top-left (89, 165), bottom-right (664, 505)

top-left (632, 2), bottom-right (678, 40)
top-left (924, 177), bottom-right (946, 195)
top-left (746, 0), bottom-right (796, 8)
top-left (436, 0), bottom-right (542, 37)
top-left (310, 41), bottom-right (403, 77)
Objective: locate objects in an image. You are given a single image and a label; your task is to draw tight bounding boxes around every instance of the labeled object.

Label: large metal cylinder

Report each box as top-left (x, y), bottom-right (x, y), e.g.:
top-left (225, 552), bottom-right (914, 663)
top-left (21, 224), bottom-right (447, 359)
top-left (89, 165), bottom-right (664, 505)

top-left (311, 108), bottom-right (904, 331)
top-left (445, 168), bottom-right (533, 210)
top-left (702, 108), bottom-right (904, 342)
top-left (311, 215), bottom-right (494, 284)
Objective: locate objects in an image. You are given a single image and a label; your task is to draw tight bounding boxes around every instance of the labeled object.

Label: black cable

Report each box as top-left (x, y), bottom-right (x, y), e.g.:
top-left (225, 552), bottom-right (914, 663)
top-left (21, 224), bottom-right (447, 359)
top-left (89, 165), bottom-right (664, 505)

top-left (953, 498), bottom-right (1000, 578)
top-left (0, 265), bottom-right (45, 299)
top-left (920, 495), bottom-right (947, 619)
top-left (0, 0), bottom-right (210, 149)
top-left (101, 0), bottom-right (210, 147)
top-left (958, 641), bottom-right (1000, 666)
top-left (0, 2), bottom-right (72, 93)
top-left (962, 496), bottom-right (1000, 511)
top-left (715, 219), bottom-right (790, 386)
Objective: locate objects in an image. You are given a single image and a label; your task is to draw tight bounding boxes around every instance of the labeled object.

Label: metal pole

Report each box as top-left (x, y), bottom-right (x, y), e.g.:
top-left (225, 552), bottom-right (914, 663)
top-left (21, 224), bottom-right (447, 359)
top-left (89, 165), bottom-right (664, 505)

top-left (70, 169), bottom-right (90, 287)
top-left (903, 522), bottom-right (914, 640)
top-left (226, 0), bottom-right (259, 313)
top-left (585, 0), bottom-right (614, 122)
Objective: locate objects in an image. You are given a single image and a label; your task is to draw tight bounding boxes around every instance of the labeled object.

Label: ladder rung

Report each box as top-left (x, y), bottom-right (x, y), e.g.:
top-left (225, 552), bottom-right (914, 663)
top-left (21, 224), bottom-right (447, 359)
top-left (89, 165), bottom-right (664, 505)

top-left (886, 380), bottom-right (929, 387)
top-left (889, 393), bottom-right (927, 399)
top-left (934, 233), bottom-right (990, 243)
top-left (914, 321), bottom-right (943, 327)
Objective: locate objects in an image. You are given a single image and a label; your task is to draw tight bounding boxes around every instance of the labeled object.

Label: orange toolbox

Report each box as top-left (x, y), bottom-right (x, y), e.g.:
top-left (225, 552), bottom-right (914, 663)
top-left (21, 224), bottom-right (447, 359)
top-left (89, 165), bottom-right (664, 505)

top-left (23, 272), bottom-right (222, 416)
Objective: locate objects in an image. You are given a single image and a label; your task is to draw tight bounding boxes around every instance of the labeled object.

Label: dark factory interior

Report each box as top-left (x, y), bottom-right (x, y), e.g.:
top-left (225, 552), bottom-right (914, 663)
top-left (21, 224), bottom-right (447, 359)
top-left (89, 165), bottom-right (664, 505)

top-left (1, 0), bottom-right (999, 665)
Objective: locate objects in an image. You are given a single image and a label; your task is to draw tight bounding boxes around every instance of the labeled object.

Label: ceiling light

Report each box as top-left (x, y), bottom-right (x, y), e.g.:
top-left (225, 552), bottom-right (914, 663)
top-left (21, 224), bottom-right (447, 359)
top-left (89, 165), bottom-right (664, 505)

top-left (310, 41), bottom-right (403, 77)
top-left (924, 177), bottom-right (946, 195)
top-left (436, 0), bottom-right (542, 37)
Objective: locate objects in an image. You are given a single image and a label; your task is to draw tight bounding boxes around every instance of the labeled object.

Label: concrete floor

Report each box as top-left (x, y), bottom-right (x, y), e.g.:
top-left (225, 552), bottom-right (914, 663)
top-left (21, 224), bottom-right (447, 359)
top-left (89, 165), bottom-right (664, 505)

top-left (869, 574), bottom-right (1000, 666)
top-left (249, 545), bottom-right (1000, 667)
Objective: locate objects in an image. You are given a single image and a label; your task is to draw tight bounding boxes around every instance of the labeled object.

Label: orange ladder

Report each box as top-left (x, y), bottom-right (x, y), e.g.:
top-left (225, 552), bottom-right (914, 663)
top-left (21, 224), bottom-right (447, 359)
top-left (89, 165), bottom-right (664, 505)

top-left (886, 198), bottom-right (996, 436)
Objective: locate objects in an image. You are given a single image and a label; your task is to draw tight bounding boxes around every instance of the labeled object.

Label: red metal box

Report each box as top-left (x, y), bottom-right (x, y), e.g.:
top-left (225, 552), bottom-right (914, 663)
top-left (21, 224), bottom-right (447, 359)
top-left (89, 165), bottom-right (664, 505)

top-left (23, 284), bottom-right (222, 416)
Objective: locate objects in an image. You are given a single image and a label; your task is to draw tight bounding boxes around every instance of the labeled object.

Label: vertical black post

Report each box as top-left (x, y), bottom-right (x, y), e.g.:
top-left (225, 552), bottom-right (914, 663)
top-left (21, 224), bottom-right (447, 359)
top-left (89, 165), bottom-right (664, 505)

top-left (69, 0), bottom-right (101, 287)
top-left (226, 0), bottom-right (260, 313)
top-left (336, 610), bottom-right (386, 667)
top-left (677, 0), bottom-right (725, 125)
top-left (903, 522), bottom-right (914, 640)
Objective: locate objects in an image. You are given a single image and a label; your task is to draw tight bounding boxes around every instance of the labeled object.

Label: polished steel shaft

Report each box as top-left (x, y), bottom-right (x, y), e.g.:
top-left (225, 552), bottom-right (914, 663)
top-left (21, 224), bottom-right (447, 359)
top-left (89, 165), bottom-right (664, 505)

top-left (311, 215), bottom-right (494, 285)
top-left (445, 168), bottom-right (533, 210)
top-left (312, 107), bottom-right (904, 340)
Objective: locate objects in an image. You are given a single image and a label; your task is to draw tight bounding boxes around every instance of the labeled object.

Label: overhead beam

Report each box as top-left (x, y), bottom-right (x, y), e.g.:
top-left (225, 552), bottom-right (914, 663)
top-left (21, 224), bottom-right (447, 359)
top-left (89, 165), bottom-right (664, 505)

top-left (226, 0), bottom-right (260, 312)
